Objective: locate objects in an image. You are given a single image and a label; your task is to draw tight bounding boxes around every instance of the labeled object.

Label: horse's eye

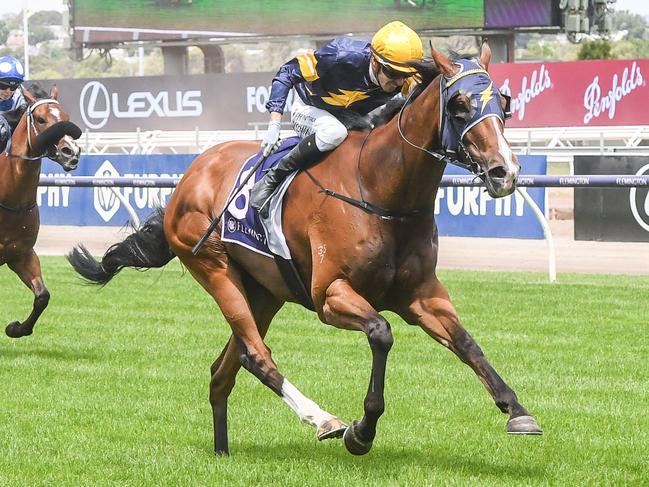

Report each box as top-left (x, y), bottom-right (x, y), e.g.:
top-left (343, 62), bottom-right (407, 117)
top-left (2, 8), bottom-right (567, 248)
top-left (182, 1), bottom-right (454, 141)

top-left (36, 117), bottom-right (46, 124)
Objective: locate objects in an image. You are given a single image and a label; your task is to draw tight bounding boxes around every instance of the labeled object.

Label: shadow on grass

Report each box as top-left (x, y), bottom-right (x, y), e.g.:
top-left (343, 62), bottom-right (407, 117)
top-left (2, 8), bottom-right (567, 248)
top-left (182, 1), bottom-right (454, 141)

top-left (0, 344), bottom-right (98, 361)
top-left (197, 438), bottom-right (544, 481)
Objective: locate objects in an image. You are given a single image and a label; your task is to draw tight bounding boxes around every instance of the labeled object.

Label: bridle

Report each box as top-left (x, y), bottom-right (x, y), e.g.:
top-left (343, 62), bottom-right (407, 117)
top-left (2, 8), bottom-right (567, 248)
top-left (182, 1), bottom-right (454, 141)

top-left (305, 67), bottom-right (496, 220)
top-left (6, 98), bottom-right (63, 161)
top-left (396, 69), bottom-right (498, 179)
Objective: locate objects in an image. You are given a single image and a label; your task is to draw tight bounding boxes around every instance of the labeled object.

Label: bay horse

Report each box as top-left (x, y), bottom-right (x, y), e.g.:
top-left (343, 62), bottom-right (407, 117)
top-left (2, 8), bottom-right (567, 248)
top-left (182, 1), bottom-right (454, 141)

top-left (1, 84), bottom-right (81, 338)
top-left (68, 42), bottom-right (542, 455)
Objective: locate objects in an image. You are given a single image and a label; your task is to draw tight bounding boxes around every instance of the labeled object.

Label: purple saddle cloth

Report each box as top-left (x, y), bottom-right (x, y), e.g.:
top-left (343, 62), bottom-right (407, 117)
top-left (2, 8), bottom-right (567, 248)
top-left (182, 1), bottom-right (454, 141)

top-left (221, 136), bottom-right (300, 256)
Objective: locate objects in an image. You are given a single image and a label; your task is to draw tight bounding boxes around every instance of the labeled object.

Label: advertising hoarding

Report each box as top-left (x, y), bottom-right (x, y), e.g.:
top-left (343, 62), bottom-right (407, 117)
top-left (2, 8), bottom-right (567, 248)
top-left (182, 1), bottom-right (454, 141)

top-left (574, 156), bottom-right (649, 242)
top-left (490, 58), bottom-right (649, 128)
top-left (39, 154), bottom-right (546, 241)
top-left (40, 58), bottom-right (649, 133)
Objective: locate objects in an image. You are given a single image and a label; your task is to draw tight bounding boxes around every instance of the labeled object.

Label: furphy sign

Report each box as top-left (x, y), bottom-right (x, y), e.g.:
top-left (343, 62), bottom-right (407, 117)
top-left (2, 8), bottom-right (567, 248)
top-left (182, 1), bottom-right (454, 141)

top-left (437, 155), bottom-right (547, 239)
top-left (38, 154), bottom-right (546, 239)
top-left (490, 59), bottom-right (649, 127)
top-left (39, 155), bottom-right (195, 226)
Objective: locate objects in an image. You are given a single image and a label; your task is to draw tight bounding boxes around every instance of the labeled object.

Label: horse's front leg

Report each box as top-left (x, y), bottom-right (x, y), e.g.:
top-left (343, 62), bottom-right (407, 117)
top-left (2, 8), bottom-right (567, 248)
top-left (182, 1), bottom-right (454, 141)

top-left (5, 250), bottom-right (50, 338)
top-left (322, 278), bottom-right (394, 455)
top-left (400, 276), bottom-right (542, 435)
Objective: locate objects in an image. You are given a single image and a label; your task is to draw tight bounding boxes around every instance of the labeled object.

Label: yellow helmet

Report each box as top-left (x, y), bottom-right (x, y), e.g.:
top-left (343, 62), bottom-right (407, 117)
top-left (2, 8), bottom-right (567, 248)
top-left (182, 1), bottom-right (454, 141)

top-left (371, 21), bottom-right (423, 74)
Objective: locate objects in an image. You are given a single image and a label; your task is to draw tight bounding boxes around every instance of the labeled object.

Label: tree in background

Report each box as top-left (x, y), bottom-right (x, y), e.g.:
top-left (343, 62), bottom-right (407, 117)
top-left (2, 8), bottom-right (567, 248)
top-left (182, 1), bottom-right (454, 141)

top-left (578, 39), bottom-right (614, 59)
top-left (611, 10), bottom-right (648, 39)
top-left (0, 20), bottom-right (9, 45)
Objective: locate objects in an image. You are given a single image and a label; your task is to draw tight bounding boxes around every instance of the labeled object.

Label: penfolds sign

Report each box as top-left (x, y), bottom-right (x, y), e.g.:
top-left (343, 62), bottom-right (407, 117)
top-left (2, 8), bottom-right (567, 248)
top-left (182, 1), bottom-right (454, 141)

top-left (490, 58), bottom-right (649, 127)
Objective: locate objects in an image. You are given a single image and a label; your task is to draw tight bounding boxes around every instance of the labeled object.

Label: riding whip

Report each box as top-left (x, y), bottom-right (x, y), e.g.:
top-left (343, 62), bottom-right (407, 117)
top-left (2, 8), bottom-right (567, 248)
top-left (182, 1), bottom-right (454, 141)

top-left (191, 150), bottom-right (273, 255)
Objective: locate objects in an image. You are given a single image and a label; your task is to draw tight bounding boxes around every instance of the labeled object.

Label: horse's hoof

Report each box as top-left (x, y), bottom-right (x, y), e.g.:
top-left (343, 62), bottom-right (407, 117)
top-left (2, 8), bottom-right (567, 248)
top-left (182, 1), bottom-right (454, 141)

top-left (343, 420), bottom-right (373, 455)
top-left (317, 417), bottom-right (348, 441)
top-left (507, 415), bottom-right (543, 435)
top-left (5, 322), bottom-right (31, 338)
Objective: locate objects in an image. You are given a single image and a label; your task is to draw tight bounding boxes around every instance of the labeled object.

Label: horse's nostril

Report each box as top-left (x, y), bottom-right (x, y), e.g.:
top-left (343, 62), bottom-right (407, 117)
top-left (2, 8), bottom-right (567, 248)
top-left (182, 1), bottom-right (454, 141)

top-left (488, 166), bottom-right (507, 180)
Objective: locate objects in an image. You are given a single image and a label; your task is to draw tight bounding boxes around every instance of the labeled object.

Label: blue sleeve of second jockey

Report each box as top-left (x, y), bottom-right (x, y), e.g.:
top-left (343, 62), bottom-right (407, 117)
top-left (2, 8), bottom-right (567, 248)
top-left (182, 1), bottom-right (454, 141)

top-left (264, 42), bottom-right (339, 114)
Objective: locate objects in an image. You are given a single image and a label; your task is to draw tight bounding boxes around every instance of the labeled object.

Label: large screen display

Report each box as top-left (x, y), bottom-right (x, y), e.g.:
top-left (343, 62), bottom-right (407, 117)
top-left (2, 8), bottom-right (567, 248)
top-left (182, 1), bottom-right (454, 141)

top-left (484, 0), bottom-right (558, 28)
top-left (72, 0), bottom-right (484, 45)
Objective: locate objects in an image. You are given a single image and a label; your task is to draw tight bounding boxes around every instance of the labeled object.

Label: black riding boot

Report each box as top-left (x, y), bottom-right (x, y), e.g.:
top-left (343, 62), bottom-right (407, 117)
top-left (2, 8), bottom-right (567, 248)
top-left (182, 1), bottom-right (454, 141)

top-left (250, 134), bottom-right (326, 218)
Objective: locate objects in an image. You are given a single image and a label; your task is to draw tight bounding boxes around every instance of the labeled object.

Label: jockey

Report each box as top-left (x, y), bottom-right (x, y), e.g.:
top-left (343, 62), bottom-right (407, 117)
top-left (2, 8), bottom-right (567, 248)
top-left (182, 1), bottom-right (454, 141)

top-left (250, 20), bottom-right (424, 217)
top-left (0, 55), bottom-right (26, 153)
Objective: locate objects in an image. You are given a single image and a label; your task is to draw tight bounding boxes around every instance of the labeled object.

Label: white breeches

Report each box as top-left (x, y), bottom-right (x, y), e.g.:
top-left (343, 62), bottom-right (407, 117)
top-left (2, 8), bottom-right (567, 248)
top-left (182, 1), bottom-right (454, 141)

top-left (290, 94), bottom-right (348, 152)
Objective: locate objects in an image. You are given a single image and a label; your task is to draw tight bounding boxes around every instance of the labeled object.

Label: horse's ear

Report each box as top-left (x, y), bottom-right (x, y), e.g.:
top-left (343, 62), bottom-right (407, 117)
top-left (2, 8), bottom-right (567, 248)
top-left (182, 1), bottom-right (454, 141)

top-left (23, 88), bottom-right (36, 104)
top-left (429, 41), bottom-right (457, 77)
top-left (480, 39), bottom-right (491, 71)
top-left (50, 84), bottom-right (59, 100)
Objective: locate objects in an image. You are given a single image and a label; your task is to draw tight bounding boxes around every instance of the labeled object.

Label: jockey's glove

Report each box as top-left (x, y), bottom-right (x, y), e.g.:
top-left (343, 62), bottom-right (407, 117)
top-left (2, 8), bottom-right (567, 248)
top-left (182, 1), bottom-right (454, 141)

top-left (261, 120), bottom-right (282, 157)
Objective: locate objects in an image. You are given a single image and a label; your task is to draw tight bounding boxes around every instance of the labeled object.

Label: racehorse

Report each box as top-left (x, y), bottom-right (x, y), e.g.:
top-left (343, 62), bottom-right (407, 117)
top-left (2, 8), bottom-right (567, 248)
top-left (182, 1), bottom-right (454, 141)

top-left (67, 42), bottom-right (542, 455)
top-left (1, 84), bottom-right (81, 338)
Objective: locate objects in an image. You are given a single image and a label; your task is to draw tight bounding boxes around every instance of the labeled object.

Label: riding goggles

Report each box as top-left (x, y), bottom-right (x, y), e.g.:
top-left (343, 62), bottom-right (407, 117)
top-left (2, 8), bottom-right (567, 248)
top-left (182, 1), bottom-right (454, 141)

top-left (0, 80), bottom-right (21, 90)
top-left (371, 47), bottom-right (417, 80)
top-left (380, 63), bottom-right (415, 80)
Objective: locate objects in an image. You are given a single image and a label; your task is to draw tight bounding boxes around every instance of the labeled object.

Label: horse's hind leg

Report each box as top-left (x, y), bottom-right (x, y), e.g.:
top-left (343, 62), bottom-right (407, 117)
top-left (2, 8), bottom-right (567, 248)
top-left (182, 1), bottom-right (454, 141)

top-left (322, 279), bottom-right (394, 455)
top-left (209, 276), bottom-right (281, 455)
top-left (402, 277), bottom-right (542, 435)
top-left (184, 254), bottom-right (345, 453)
top-left (5, 250), bottom-right (50, 338)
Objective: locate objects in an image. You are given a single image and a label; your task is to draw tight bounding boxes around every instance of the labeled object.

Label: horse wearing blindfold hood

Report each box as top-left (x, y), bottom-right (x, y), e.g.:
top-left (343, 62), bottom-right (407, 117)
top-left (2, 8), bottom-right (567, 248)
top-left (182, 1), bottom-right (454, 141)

top-left (1, 83), bottom-right (82, 338)
top-left (68, 41), bottom-right (541, 456)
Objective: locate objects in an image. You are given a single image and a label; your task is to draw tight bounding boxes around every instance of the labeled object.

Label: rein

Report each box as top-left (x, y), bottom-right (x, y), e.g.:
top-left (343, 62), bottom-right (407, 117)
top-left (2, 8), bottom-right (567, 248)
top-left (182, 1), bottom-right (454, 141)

top-left (304, 129), bottom-right (434, 221)
top-left (6, 98), bottom-right (60, 161)
top-left (303, 74), bottom-right (486, 221)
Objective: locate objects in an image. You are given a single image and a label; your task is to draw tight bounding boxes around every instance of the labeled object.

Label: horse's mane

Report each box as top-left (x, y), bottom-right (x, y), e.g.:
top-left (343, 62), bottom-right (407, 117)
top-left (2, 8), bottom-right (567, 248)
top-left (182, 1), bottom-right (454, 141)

top-left (2, 82), bottom-right (49, 131)
top-left (336, 59), bottom-right (442, 131)
top-left (370, 53), bottom-right (480, 128)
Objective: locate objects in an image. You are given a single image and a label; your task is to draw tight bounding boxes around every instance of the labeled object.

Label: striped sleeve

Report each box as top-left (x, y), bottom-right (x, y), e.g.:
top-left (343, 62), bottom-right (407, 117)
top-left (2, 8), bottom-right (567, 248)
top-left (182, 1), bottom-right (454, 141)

top-left (295, 51), bottom-right (319, 82)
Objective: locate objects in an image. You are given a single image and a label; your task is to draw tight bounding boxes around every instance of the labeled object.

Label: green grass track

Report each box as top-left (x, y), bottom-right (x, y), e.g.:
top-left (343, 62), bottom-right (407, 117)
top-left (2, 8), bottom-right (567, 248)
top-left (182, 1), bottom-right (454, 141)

top-left (1, 257), bottom-right (648, 486)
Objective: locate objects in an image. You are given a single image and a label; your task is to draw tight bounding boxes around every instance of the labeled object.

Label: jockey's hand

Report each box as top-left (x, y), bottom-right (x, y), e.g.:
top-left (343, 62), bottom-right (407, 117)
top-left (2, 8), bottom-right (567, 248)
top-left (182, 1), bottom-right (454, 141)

top-left (261, 120), bottom-right (282, 157)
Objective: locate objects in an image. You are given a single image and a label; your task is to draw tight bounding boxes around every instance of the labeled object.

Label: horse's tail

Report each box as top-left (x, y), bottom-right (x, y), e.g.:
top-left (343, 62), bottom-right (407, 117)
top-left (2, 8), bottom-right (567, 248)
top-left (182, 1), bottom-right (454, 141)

top-left (66, 208), bottom-right (175, 285)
